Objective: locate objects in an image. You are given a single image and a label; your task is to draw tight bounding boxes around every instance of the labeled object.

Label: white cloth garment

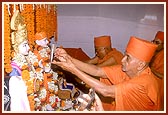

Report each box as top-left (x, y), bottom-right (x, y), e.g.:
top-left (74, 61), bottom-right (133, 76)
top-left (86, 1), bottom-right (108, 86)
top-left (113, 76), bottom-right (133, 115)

top-left (9, 76), bottom-right (30, 111)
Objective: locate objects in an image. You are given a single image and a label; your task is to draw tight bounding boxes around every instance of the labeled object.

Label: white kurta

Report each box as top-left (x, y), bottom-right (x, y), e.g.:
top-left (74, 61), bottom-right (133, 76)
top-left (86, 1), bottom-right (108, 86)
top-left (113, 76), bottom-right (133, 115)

top-left (9, 76), bottom-right (30, 111)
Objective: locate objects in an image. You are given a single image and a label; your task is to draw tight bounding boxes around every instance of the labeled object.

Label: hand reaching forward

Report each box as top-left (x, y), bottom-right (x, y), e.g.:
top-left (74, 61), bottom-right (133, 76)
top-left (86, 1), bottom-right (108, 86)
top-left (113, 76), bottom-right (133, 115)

top-left (77, 92), bottom-right (104, 111)
top-left (54, 48), bottom-right (68, 62)
top-left (52, 48), bottom-right (76, 72)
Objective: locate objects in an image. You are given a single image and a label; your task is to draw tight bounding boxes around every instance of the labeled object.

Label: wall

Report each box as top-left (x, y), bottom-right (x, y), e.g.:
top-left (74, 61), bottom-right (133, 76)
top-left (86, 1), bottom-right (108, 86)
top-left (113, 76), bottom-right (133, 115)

top-left (56, 4), bottom-right (164, 57)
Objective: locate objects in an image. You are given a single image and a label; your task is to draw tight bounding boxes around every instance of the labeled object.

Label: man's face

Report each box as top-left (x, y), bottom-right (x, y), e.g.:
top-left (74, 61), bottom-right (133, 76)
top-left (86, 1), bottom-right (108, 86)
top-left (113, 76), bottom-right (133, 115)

top-left (152, 38), bottom-right (163, 51)
top-left (37, 37), bottom-right (49, 47)
top-left (18, 40), bottom-right (30, 55)
top-left (95, 46), bottom-right (107, 59)
top-left (121, 52), bottom-right (140, 75)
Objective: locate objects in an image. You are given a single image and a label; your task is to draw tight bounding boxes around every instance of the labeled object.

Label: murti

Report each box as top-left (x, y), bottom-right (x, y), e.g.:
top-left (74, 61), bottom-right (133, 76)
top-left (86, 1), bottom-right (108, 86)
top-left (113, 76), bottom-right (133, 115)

top-left (9, 10), bottom-right (79, 111)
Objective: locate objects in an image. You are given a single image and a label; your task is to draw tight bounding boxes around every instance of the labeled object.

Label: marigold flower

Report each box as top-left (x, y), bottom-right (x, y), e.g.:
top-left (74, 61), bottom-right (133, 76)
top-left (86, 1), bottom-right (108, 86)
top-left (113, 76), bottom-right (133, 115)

top-left (33, 62), bottom-right (39, 67)
top-left (4, 3), bottom-right (58, 111)
top-left (5, 67), bottom-right (12, 73)
top-left (35, 68), bottom-right (42, 72)
top-left (21, 65), bottom-right (29, 70)
top-left (22, 70), bottom-right (30, 81)
top-left (47, 73), bottom-right (52, 78)
top-left (38, 46), bottom-right (43, 51)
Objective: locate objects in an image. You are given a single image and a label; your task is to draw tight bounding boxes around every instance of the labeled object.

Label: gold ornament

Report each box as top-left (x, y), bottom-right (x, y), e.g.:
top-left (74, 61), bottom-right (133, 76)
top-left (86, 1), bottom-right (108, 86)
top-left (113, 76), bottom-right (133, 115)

top-left (10, 10), bottom-right (28, 53)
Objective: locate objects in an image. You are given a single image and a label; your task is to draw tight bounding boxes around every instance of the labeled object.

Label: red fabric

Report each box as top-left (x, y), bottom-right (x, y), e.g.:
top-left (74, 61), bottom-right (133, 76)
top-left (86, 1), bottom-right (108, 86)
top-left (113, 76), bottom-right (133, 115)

top-left (155, 76), bottom-right (164, 110)
top-left (98, 48), bottom-right (123, 64)
top-left (155, 31), bottom-right (164, 42)
top-left (150, 49), bottom-right (164, 110)
top-left (94, 35), bottom-right (111, 47)
top-left (102, 65), bottom-right (161, 110)
top-left (98, 48), bottom-right (123, 110)
top-left (99, 76), bottom-right (115, 111)
top-left (126, 36), bottom-right (157, 62)
top-left (35, 32), bottom-right (47, 40)
top-left (150, 49), bottom-right (164, 75)
top-left (64, 48), bottom-right (90, 61)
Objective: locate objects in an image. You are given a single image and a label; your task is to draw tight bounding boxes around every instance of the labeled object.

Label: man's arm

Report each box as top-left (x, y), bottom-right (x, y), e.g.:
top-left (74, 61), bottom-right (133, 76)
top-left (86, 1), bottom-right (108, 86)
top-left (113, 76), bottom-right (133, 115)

top-left (72, 57), bottom-right (107, 78)
top-left (96, 57), bottom-right (117, 67)
top-left (85, 56), bottom-right (99, 65)
top-left (72, 66), bottom-right (115, 98)
top-left (52, 58), bottom-right (115, 98)
top-left (55, 48), bottom-right (107, 78)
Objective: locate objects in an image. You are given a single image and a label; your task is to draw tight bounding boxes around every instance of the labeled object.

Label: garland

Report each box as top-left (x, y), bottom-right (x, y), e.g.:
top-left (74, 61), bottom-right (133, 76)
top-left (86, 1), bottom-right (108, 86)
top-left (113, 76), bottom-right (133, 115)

top-left (21, 4), bottom-right (35, 51)
top-left (4, 4), bottom-right (12, 74)
top-left (4, 4), bottom-right (57, 73)
top-left (12, 51), bottom-right (40, 110)
top-left (46, 5), bottom-right (57, 41)
top-left (3, 3), bottom-right (58, 111)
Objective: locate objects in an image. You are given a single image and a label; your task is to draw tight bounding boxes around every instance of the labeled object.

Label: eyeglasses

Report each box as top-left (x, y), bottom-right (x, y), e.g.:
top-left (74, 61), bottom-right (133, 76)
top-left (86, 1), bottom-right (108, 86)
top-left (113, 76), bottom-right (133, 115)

top-left (95, 47), bottom-right (105, 52)
top-left (151, 40), bottom-right (163, 45)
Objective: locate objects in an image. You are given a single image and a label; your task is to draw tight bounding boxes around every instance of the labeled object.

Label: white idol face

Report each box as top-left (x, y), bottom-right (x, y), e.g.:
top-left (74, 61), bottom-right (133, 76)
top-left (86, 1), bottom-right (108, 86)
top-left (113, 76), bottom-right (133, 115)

top-left (36, 37), bottom-right (49, 47)
top-left (18, 40), bottom-right (30, 55)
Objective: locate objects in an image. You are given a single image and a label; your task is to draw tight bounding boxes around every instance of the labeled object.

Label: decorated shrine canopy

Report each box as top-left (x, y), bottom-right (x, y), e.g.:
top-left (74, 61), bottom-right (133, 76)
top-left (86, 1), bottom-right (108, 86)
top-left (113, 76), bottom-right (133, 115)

top-left (4, 3), bottom-right (57, 74)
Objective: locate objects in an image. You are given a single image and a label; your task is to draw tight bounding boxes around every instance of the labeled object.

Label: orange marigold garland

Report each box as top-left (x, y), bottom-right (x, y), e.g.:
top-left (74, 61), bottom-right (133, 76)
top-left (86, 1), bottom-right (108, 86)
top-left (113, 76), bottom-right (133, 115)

top-left (22, 70), bottom-right (30, 81)
top-left (4, 3), bottom-right (59, 111)
top-left (35, 4), bottom-right (57, 40)
top-left (4, 4), bottom-right (12, 73)
top-left (53, 5), bottom-right (57, 41)
top-left (46, 4), bottom-right (57, 41)
top-left (21, 4), bottom-right (35, 51)
top-left (35, 4), bottom-right (41, 33)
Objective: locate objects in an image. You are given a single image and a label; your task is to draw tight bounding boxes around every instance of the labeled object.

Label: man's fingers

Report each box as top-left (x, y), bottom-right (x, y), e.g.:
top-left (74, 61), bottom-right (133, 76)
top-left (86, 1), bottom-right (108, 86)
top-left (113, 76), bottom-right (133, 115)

top-left (51, 60), bottom-right (62, 66)
top-left (82, 94), bottom-right (91, 100)
top-left (77, 97), bottom-right (88, 107)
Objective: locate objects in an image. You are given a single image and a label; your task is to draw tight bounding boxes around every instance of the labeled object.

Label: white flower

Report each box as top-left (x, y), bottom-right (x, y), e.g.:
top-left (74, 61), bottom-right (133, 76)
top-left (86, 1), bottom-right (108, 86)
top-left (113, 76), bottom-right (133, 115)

top-left (39, 88), bottom-right (47, 100)
top-left (48, 81), bottom-right (55, 91)
top-left (36, 71), bottom-right (44, 80)
top-left (12, 53), bottom-right (27, 68)
top-left (53, 72), bottom-right (58, 80)
top-left (38, 47), bottom-right (49, 58)
top-left (28, 51), bottom-right (39, 64)
top-left (49, 95), bottom-right (56, 104)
